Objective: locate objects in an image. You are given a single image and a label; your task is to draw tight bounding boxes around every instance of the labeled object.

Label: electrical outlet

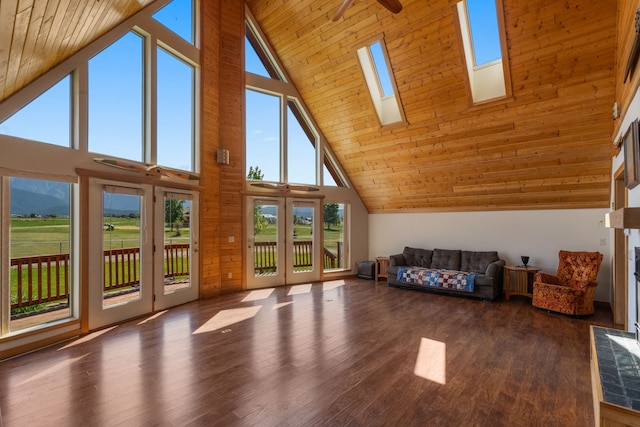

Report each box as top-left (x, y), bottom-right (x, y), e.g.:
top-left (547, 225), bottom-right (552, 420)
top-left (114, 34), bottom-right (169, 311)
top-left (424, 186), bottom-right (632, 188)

top-left (228, 272), bottom-right (232, 279)
top-left (228, 236), bottom-right (234, 243)
top-left (600, 238), bottom-right (606, 246)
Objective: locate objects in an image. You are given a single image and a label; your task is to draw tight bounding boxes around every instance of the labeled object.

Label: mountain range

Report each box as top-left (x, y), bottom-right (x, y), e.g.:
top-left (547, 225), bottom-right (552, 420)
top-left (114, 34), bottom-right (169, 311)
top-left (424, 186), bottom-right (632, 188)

top-left (10, 178), bottom-right (139, 216)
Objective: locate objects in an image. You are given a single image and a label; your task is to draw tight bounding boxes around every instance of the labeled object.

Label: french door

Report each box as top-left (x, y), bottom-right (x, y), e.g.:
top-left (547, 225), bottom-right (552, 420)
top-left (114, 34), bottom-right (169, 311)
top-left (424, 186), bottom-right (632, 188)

top-left (246, 196), bottom-right (321, 289)
top-left (88, 179), bottom-right (198, 329)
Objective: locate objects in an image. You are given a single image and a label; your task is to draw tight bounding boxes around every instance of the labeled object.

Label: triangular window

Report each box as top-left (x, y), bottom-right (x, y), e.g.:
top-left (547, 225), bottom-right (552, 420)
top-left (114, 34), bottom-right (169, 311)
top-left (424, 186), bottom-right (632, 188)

top-left (245, 20), bottom-right (285, 81)
top-left (153, 0), bottom-right (194, 44)
top-left (0, 75), bottom-right (71, 147)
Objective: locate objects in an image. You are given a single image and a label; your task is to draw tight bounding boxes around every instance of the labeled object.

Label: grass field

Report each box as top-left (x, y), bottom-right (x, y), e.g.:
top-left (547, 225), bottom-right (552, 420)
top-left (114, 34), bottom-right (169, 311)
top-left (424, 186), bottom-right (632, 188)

top-left (10, 217), bottom-right (190, 257)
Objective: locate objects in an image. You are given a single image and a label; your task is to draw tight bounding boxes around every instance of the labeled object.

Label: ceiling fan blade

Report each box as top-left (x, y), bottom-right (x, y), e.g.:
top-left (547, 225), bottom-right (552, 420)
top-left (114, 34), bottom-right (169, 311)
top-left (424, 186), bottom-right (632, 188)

top-left (94, 158), bottom-right (161, 177)
top-left (376, 0), bottom-right (402, 14)
top-left (156, 166), bottom-right (200, 181)
top-left (331, 0), bottom-right (354, 21)
top-left (250, 182), bottom-right (281, 190)
top-left (288, 185), bottom-right (320, 192)
top-left (250, 182), bottom-right (320, 192)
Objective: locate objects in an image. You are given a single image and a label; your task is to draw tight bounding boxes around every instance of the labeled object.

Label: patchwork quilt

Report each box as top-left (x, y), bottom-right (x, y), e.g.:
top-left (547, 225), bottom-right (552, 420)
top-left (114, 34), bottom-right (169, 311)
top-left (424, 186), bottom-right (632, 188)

top-left (396, 267), bottom-right (476, 292)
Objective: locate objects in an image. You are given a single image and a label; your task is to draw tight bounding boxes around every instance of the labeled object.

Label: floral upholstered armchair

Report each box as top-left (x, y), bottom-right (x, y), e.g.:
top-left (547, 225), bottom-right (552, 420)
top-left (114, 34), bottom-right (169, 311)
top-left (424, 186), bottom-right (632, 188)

top-left (532, 250), bottom-right (603, 316)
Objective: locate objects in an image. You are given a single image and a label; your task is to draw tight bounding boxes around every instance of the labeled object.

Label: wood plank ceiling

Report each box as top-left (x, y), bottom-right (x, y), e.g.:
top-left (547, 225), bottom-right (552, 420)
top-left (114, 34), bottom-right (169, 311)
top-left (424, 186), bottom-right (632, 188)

top-left (0, 0), bottom-right (617, 213)
top-left (246, 0), bottom-right (617, 212)
top-left (0, 0), bottom-right (155, 100)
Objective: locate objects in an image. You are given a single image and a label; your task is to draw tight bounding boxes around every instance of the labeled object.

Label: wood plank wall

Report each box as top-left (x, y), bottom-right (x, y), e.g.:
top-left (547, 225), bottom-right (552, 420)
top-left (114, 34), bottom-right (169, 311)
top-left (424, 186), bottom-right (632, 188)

top-left (247, 0), bottom-right (616, 213)
top-left (616, 0), bottom-right (640, 135)
top-left (200, 0), bottom-right (245, 297)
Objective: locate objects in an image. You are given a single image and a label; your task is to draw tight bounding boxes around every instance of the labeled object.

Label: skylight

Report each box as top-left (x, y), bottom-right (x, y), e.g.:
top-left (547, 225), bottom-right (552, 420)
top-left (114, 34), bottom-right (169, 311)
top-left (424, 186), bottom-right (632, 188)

top-left (466, 0), bottom-right (501, 66)
top-left (356, 37), bottom-right (405, 127)
top-left (455, 0), bottom-right (511, 104)
top-left (369, 41), bottom-right (394, 97)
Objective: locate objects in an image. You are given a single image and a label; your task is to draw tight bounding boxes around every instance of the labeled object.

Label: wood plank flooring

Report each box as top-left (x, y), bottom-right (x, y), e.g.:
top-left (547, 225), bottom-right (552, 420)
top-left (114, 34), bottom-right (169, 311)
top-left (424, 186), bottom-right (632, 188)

top-left (0, 278), bottom-right (616, 426)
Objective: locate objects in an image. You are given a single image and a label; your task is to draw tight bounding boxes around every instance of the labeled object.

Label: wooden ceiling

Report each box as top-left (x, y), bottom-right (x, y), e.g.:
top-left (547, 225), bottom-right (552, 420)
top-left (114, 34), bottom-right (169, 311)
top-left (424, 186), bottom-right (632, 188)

top-left (246, 0), bottom-right (617, 212)
top-left (0, 0), bottom-right (617, 213)
top-left (0, 0), bottom-right (155, 100)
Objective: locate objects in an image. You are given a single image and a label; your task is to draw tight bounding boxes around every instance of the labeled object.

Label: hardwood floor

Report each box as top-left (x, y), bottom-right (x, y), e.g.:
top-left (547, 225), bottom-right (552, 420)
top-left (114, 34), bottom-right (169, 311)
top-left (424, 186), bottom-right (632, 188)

top-left (0, 278), bottom-right (616, 426)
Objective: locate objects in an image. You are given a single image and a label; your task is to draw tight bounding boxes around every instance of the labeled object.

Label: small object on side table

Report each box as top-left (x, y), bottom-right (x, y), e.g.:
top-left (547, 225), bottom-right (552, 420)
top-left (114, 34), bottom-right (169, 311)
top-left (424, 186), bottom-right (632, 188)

top-left (375, 257), bottom-right (389, 282)
top-left (504, 265), bottom-right (542, 300)
top-left (521, 256), bottom-right (529, 268)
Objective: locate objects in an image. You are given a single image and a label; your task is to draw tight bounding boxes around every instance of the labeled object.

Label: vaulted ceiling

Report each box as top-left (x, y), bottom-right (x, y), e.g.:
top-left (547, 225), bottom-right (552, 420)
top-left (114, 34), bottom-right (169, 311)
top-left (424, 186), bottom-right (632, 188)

top-left (0, 0), bottom-right (617, 213)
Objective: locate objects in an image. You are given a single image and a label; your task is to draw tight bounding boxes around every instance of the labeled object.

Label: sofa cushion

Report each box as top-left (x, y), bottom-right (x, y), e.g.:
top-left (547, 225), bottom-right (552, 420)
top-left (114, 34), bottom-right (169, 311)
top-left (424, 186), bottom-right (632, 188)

top-left (431, 249), bottom-right (461, 270)
top-left (402, 247), bottom-right (433, 268)
top-left (461, 251), bottom-right (500, 274)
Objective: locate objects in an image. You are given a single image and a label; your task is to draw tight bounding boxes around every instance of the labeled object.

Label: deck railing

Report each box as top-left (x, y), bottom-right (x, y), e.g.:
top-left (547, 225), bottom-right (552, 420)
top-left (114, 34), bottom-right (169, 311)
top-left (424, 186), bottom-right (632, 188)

top-left (11, 244), bottom-right (191, 311)
top-left (11, 241), bottom-right (341, 311)
top-left (253, 241), bottom-right (342, 274)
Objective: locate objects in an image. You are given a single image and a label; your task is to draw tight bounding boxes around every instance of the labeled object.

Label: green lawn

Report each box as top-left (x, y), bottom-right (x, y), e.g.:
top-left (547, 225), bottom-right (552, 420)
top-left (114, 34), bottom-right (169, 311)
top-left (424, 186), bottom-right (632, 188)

top-left (10, 217), bottom-right (190, 257)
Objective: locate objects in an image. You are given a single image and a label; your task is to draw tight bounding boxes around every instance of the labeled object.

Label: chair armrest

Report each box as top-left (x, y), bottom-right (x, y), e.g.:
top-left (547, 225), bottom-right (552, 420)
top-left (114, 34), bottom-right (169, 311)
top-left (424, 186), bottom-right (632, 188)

top-left (389, 254), bottom-right (405, 267)
top-left (535, 273), bottom-right (561, 285)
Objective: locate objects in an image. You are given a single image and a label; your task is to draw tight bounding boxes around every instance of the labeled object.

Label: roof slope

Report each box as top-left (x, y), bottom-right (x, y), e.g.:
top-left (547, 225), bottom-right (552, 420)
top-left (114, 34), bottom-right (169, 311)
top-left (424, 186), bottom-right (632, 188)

top-left (247, 0), bottom-right (616, 212)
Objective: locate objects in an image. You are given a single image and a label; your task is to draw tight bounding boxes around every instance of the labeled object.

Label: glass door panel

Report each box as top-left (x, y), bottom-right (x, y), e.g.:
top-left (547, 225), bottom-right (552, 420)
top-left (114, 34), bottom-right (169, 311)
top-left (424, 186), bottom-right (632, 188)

top-left (246, 197), bottom-right (321, 288)
top-left (246, 197), bottom-right (284, 289)
top-left (88, 179), bottom-right (153, 330)
top-left (102, 190), bottom-right (142, 308)
top-left (154, 187), bottom-right (199, 310)
top-left (286, 199), bottom-right (320, 284)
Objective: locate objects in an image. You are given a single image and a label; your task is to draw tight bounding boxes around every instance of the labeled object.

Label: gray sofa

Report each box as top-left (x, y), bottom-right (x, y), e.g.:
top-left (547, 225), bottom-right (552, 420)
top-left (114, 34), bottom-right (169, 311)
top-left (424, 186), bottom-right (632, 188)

top-left (387, 247), bottom-right (505, 301)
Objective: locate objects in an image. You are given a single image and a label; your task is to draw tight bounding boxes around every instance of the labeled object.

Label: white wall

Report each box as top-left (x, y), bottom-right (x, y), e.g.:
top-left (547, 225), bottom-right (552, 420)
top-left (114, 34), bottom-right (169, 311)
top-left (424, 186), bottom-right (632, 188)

top-left (369, 209), bottom-right (611, 302)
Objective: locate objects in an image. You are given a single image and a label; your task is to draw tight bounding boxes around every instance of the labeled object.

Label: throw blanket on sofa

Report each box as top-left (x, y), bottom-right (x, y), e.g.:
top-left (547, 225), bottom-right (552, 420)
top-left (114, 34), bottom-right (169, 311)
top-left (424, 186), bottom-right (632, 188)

top-left (396, 267), bottom-right (476, 292)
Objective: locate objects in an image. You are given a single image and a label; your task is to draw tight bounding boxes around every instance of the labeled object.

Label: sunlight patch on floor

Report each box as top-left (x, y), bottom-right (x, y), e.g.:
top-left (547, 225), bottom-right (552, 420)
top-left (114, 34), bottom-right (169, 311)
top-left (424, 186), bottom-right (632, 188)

top-left (18, 355), bottom-right (88, 386)
top-left (414, 337), bottom-right (446, 385)
top-left (287, 283), bottom-right (312, 295)
top-left (193, 306), bottom-right (262, 334)
top-left (59, 325), bottom-right (118, 350)
top-left (272, 301), bottom-right (293, 309)
top-left (138, 310), bottom-right (168, 324)
top-left (242, 288), bottom-right (275, 302)
top-left (322, 280), bottom-right (346, 291)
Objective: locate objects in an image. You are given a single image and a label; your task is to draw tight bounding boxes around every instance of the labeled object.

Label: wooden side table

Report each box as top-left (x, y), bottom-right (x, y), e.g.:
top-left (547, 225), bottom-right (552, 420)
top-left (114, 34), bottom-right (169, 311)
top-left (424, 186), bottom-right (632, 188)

top-left (375, 257), bottom-right (389, 282)
top-left (503, 265), bottom-right (542, 300)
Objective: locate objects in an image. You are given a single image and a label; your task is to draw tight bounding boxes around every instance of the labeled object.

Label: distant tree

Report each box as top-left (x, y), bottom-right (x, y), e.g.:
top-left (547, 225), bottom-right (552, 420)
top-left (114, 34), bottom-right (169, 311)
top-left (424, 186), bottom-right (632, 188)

top-left (323, 203), bottom-right (340, 231)
top-left (247, 166), bottom-right (264, 181)
top-left (247, 166), bottom-right (268, 235)
top-left (165, 199), bottom-right (185, 235)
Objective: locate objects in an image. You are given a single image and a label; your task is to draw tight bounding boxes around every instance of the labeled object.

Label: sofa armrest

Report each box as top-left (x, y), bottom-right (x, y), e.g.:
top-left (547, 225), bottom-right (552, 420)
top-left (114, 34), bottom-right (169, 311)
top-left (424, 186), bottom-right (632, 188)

top-left (389, 254), bottom-right (405, 267)
top-left (485, 259), bottom-right (505, 278)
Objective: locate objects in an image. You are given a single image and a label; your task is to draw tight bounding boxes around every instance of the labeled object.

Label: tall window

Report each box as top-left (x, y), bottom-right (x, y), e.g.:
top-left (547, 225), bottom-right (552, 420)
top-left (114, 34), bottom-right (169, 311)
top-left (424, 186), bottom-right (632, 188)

top-left (245, 89), bottom-right (281, 183)
top-left (89, 32), bottom-right (144, 161)
top-left (5, 177), bottom-right (75, 332)
top-left (157, 48), bottom-right (195, 171)
top-left (245, 18), bottom-right (347, 187)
